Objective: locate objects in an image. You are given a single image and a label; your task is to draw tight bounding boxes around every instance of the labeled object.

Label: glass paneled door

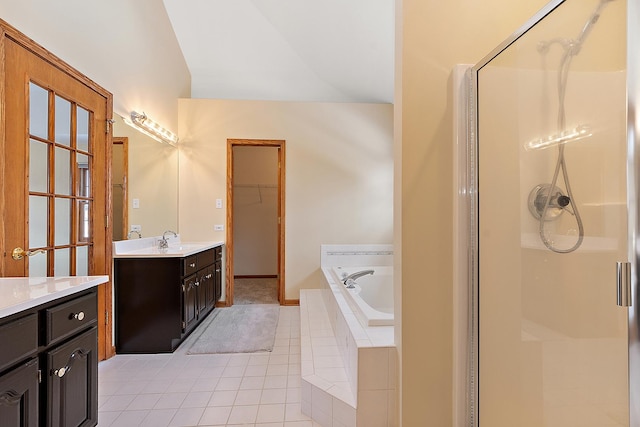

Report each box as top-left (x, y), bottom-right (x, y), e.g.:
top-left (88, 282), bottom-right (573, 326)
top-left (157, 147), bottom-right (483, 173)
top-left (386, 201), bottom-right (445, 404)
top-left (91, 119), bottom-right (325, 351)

top-left (26, 82), bottom-right (93, 277)
top-left (2, 38), bottom-right (108, 278)
top-left (1, 34), bottom-right (112, 359)
top-left (471, 0), bottom-right (629, 425)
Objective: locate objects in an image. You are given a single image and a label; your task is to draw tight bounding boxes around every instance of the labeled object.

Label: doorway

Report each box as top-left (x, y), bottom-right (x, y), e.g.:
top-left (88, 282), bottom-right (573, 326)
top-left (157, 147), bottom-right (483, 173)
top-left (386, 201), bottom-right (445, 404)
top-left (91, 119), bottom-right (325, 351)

top-left (226, 139), bottom-right (285, 306)
top-left (112, 137), bottom-right (128, 242)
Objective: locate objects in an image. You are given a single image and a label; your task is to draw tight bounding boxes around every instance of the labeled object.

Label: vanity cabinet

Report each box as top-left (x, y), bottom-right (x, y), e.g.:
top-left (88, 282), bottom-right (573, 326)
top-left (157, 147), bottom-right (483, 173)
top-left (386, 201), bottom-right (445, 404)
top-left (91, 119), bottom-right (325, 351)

top-left (114, 244), bottom-right (223, 353)
top-left (0, 289), bottom-right (98, 427)
top-left (0, 357), bottom-right (39, 426)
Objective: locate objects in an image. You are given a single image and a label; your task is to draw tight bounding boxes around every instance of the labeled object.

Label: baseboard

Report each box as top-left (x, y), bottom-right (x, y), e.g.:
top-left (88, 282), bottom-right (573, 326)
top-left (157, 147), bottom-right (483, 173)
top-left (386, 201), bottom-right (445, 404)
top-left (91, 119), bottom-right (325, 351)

top-left (234, 275), bottom-right (278, 279)
top-left (215, 301), bottom-right (229, 308)
top-left (283, 299), bottom-right (300, 306)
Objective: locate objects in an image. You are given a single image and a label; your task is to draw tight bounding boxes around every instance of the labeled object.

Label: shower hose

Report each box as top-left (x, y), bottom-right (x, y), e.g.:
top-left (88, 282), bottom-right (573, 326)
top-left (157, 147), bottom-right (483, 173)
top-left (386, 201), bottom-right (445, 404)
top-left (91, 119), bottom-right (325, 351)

top-left (538, 43), bottom-right (585, 254)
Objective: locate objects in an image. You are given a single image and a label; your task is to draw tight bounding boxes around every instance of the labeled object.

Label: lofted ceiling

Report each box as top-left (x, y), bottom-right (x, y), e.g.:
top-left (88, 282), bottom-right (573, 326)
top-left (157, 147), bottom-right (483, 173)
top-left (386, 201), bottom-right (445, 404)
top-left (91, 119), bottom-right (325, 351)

top-left (162, 0), bottom-right (394, 103)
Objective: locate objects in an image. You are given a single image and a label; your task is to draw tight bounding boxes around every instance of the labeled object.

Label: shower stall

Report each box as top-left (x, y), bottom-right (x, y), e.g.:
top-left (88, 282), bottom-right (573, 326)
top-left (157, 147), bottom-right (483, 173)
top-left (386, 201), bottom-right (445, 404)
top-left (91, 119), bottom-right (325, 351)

top-left (469, 0), bottom-right (639, 425)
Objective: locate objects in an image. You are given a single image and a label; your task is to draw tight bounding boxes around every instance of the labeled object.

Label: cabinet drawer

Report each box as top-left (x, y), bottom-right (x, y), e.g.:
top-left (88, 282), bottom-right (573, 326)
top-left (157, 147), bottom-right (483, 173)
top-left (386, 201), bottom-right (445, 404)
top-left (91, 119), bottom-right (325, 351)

top-left (0, 314), bottom-right (37, 373)
top-left (45, 293), bottom-right (97, 345)
top-left (197, 249), bottom-right (215, 267)
top-left (184, 255), bottom-right (198, 276)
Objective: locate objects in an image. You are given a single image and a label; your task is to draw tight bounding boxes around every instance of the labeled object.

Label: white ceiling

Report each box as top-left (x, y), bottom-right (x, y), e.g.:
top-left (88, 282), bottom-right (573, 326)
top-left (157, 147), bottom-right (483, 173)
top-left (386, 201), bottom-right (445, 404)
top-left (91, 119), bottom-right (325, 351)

top-left (162, 0), bottom-right (394, 103)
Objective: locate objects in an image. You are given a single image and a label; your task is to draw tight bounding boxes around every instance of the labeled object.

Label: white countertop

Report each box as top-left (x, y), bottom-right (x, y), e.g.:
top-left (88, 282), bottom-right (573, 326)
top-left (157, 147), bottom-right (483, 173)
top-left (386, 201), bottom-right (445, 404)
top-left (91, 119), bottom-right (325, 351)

top-left (0, 275), bottom-right (109, 319)
top-left (113, 235), bottom-right (223, 258)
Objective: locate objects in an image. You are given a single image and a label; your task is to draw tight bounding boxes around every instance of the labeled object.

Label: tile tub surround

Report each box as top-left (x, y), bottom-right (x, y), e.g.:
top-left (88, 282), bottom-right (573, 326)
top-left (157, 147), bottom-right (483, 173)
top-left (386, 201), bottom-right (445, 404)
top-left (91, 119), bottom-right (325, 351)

top-left (298, 244), bottom-right (396, 426)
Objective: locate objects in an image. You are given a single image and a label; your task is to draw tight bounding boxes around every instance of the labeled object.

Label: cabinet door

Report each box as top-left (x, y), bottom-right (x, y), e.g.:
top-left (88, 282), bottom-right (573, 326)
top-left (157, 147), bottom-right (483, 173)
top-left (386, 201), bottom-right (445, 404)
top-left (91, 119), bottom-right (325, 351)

top-left (47, 327), bottom-right (97, 427)
top-left (183, 275), bottom-right (197, 331)
top-left (201, 266), bottom-right (215, 312)
top-left (197, 270), bottom-right (208, 315)
top-left (0, 358), bottom-right (38, 427)
top-left (214, 260), bottom-right (222, 303)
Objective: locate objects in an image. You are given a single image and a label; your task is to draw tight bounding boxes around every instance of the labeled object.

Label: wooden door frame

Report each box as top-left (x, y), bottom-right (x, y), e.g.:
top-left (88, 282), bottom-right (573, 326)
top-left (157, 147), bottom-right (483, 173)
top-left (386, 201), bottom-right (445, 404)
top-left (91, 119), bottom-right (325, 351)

top-left (112, 137), bottom-right (129, 241)
top-left (0, 19), bottom-right (114, 360)
top-left (226, 139), bottom-right (291, 306)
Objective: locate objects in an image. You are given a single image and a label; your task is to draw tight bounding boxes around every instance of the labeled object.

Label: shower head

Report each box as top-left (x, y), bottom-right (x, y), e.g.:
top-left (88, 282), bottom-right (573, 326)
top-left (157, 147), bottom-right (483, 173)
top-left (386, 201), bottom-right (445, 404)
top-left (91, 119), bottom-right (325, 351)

top-left (538, 0), bottom-right (615, 56)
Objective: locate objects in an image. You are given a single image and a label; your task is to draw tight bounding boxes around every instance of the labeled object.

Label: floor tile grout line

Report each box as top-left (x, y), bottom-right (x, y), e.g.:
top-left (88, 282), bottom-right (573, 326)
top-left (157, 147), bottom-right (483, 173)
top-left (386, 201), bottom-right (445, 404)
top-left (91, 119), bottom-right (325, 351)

top-left (97, 306), bottom-right (313, 427)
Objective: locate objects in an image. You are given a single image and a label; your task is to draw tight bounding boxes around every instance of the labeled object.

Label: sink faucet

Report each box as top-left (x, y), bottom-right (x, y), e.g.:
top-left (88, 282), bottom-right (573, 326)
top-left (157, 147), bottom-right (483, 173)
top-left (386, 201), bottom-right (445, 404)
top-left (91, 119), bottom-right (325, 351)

top-left (158, 230), bottom-right (178, 249)
top-left (127, 230), bottom-right (142, 239)
top-left (342, 269), bottom-right (374, 289)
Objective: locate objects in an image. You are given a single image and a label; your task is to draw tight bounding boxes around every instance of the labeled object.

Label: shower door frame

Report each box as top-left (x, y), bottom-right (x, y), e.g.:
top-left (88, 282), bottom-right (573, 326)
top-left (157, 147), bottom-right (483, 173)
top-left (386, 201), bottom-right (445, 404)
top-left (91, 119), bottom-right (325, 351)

top-left (467, 0), bottom-right (640, 425)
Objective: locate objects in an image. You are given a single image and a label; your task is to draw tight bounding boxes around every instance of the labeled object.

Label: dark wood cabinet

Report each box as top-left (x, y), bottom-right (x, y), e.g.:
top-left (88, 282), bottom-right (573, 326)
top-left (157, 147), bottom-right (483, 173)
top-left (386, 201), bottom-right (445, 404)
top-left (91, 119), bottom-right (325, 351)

top-left (202, 265), bottom-right (215, 310)
top-left (0, 358), bottom-right (39, 427)
top-left (46, 327), bottom-right (98, 427)
top-left (0, 289), bottom-right (98, 427)
top-left (183, 274), bottom-right (198, 332)
top-left (114, 245), bottom-right (223, 353)
top-left (214, 248), bottom-right (222, 303)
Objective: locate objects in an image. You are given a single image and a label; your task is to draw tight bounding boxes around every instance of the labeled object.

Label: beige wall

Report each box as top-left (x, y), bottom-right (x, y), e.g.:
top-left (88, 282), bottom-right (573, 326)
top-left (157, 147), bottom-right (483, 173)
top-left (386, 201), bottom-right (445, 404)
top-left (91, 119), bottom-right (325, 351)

top-left (178, 99), bottom-right (393, 300)
top-left (397, 0), bottom-right (549, 425)
top-left (0, 0), bottom-right (190, 132)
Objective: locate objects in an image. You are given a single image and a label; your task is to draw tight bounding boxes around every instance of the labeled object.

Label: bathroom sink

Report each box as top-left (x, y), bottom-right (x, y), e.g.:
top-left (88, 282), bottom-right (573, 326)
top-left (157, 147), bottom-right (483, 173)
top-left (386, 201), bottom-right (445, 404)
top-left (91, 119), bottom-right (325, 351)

top-left (166, 243), bottom-right (206, 252)
top-left (113, 237), bottom-right (222, 258)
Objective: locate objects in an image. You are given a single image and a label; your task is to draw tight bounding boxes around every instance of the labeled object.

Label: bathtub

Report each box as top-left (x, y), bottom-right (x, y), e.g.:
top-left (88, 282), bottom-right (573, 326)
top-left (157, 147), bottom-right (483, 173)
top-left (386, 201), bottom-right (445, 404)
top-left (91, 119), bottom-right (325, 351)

top-left (331, 265), bottom-right (394, 326)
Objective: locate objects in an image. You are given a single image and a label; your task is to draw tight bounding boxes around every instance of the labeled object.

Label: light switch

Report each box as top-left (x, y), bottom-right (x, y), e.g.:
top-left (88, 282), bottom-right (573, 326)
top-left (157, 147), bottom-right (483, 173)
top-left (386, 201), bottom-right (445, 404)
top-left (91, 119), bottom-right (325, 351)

top-left (216, 199), bottom-right (223, 209)
top-left (133, 198), bottom-right (140, 209)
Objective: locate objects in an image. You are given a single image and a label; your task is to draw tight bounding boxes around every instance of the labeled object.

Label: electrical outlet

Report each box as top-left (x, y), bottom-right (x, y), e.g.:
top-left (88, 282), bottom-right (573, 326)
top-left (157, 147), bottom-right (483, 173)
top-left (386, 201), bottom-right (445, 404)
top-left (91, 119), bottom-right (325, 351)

top-left (216, 199), bottom-right (223, 209)
top-left (214, 224), bottom-right (224, 231)
top-left (131, 225), bottom-right (141, 232)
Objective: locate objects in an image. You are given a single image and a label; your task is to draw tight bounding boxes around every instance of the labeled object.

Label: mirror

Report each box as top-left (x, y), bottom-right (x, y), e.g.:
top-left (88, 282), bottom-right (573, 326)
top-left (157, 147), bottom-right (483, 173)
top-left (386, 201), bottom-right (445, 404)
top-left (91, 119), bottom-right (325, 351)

top-left (112, 115), bottom-right (178, 240)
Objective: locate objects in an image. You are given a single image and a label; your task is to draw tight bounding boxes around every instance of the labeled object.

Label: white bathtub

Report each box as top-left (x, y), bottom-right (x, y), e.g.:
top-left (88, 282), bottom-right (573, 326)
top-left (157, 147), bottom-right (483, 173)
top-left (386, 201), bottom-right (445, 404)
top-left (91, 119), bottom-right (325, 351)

top-left (331, 265), bottom-right (394, 326)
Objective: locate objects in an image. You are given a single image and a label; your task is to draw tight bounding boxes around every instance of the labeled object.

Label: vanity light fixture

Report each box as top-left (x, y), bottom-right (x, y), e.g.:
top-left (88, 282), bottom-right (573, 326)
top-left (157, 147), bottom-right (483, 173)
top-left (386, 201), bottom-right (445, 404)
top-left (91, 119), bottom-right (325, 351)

top-left (524, 124), bottom-right (592, 151)
top-left (127, 111), bottom-right (178, 146)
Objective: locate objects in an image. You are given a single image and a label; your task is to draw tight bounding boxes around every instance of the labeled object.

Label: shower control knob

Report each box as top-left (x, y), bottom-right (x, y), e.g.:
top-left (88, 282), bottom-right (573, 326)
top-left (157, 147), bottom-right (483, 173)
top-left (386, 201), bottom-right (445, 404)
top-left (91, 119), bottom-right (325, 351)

top-left (528, 184), bottom-right (567, 221)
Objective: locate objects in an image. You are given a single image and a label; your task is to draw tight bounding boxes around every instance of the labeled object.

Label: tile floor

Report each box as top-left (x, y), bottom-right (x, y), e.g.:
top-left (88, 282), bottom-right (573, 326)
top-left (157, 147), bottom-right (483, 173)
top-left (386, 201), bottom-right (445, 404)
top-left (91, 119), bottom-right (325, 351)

top-left (97, 306), bottom-right (323, 426)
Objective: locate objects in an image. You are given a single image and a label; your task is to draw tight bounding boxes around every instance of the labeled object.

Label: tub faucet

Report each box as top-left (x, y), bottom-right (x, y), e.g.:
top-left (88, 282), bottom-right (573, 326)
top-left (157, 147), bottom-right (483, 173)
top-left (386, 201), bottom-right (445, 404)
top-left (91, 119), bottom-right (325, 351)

top-left (343, 269), bottom-right (374, 289)
top-left (158, 230), bottom-right (178, 249)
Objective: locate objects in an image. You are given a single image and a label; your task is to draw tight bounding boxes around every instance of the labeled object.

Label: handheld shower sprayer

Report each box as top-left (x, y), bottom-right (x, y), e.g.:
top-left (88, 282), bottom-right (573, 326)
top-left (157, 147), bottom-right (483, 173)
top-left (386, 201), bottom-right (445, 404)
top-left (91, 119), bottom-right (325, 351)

top-left (531, 0), bottom-right (615, 253)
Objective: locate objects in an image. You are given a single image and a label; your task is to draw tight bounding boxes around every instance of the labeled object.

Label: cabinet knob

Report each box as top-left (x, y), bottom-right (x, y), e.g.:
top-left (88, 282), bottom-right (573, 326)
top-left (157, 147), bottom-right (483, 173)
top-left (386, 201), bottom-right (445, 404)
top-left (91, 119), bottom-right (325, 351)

top-left (72, 311), bottom-right (85, 321)
top-left (195, 281), bottom-right (200, 287)
top-left (54, 367), bottom-right (67, 378)
top-left (190, 263), bottom-right (196, 268)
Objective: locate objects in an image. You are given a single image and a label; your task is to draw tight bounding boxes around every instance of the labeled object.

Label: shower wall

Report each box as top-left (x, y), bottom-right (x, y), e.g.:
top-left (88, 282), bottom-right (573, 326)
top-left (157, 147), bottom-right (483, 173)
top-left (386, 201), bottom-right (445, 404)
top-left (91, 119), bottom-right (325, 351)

top-left (476, 1), bottom-right (628, 425)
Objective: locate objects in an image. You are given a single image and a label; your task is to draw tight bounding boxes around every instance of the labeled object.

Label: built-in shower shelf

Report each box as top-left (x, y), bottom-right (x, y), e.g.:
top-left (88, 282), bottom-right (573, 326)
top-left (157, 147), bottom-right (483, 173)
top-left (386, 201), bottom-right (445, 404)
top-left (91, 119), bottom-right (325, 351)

top-left (521, 233), bottom-right (619, 252)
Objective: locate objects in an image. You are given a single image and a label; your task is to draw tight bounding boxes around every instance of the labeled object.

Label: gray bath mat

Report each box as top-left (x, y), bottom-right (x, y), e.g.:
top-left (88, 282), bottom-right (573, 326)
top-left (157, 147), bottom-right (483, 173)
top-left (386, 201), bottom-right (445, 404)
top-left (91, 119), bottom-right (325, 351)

top-left (186, 304), bottom-right (279, 354)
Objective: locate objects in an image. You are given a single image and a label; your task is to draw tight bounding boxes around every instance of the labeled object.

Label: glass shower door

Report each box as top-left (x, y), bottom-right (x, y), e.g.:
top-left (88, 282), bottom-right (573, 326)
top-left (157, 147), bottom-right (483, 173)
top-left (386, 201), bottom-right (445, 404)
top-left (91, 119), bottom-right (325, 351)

top-left (473, 0), bottom-right (629, 425)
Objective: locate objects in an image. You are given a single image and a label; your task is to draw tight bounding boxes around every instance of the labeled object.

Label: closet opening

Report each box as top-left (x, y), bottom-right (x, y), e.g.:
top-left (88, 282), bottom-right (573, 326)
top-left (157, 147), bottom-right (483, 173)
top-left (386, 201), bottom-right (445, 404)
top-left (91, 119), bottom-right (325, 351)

top-left (226, 139), bottom-right (286, 306)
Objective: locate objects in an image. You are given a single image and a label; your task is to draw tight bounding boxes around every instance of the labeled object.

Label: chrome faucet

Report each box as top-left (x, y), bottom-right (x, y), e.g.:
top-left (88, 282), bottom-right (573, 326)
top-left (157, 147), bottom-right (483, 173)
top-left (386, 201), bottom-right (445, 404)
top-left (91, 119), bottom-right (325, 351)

top-left (342, 269), bottom-right (374, 289)
top-left (158, 230), bottom-right (178, 249)
top-left (127, 230), bottom-right (142, 239)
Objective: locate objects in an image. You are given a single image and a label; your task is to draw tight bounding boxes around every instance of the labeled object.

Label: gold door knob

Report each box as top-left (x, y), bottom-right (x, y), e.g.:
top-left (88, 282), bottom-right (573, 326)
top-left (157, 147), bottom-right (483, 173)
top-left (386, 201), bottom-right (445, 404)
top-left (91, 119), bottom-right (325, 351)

top-left (12, 247), bottom-right (47, 260)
